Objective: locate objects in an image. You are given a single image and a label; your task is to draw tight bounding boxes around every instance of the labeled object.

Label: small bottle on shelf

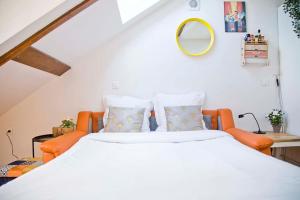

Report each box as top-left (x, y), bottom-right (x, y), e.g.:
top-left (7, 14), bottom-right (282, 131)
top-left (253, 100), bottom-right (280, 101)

top-left (257, 29), bottom-right (261, 42)
top-left (261, 35), bottom-right (265, 43)
top-left (255, 35), bottom-right (259, 43)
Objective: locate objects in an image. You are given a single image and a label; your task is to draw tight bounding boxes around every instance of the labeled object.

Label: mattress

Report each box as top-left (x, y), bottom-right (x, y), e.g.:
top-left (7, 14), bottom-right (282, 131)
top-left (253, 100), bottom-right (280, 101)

top-left (0, 130), bottom-right (300, 200)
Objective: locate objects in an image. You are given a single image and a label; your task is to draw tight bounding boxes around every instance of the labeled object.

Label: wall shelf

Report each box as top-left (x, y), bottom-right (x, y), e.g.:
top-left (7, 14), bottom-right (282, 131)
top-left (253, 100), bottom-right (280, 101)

top-left (241, 40), bottom-right (269, 66)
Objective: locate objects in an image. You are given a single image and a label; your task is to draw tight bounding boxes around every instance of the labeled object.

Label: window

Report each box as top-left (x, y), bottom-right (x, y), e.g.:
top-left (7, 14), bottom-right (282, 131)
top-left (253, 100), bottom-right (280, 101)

top-left (117, 0), bottom-right (160, 24)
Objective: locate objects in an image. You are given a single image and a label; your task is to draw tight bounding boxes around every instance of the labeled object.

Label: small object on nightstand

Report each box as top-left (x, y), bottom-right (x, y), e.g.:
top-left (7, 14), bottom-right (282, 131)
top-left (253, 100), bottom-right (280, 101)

top-left (52, 118), bottom-right (76, 137)
top-left (266, 109), bottom-right (284, 133)
top-left (238, 112), bottom-right (265, 134)
top-left (59, 118), bottom-right (76, 135)
top-left (52, 127), bottom-right (62, 137)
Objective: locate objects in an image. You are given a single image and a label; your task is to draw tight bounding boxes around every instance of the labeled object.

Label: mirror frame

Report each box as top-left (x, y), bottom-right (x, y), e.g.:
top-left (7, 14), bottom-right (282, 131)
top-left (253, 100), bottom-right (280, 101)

top-left (176, 18), bottom-right (214, 56)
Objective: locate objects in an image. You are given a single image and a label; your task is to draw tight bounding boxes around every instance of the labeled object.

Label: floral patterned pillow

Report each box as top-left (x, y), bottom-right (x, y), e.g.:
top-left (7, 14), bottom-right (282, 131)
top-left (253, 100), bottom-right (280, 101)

top-left (164, 105), bottom-right (204, 132)
top-left (104, 107), bottom-right (145, 132)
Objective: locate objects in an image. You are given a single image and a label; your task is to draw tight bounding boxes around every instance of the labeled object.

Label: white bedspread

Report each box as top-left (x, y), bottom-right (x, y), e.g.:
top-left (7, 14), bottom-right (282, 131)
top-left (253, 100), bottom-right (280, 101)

top-left (1, 130), bottom-right (300, 200)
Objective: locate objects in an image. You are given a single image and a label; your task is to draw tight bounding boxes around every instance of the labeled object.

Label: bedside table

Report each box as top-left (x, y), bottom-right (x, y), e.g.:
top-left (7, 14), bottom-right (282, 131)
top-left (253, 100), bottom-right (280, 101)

top-left (32, 134), bottom-right (57, 157)
top-left (263, 133), bottom-right (300, 162)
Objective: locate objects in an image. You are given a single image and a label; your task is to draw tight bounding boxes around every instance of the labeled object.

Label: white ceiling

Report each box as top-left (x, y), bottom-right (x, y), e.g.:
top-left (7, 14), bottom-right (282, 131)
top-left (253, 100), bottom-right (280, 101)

top-left (0, 0), bottom-right (168, 116)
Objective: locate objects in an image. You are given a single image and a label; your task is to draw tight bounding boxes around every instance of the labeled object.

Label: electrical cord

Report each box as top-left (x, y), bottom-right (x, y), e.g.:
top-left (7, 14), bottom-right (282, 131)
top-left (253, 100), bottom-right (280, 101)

top-left (275, 74), bottom-right (287, 132)
top-left (275, 75), bottom-right (283, 110)
top-left (6, 130), bottom-right (19, 159)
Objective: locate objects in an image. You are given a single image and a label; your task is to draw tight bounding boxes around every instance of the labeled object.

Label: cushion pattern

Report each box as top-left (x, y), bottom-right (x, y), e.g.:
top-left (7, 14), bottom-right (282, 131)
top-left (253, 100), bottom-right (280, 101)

top-left (103, 95), bottom-right (153, 132)
top-left (164, 105), bottom-right (204, 132)
top-left (153, 92), bottom-right (205, 131)
top-left (149, 115), bottom-right (212, 131)
top-left (104, 107), bottom-right (145, 132)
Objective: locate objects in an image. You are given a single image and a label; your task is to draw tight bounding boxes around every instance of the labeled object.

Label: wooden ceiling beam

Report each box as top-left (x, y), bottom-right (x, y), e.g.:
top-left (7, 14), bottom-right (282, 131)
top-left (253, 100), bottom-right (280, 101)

top-left (0, 0), bottom-right (97, 70)
top-left (13, 47), bottom-right (70, 76)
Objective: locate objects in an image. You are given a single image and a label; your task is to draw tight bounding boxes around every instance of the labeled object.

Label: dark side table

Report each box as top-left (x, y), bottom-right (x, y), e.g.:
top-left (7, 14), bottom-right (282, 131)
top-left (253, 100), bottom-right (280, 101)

top-left (32, 134), bottom-right (56, 157)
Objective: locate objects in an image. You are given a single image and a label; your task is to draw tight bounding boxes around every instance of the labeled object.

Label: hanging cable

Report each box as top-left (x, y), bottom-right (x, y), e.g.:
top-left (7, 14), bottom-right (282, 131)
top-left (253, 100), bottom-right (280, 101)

top-left (274, 74), bottom-right (286, 132)
top-left (6, 130), bottom-right (19, 159)
top-left (275, 75), bottom-right (283, 109)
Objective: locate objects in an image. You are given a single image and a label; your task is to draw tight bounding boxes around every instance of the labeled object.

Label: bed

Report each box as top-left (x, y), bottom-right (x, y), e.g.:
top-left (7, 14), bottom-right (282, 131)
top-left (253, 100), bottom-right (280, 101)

top-left (1, 93), bottom-right (299, 199)
top-left (0, 130), bottom-right (300, 200)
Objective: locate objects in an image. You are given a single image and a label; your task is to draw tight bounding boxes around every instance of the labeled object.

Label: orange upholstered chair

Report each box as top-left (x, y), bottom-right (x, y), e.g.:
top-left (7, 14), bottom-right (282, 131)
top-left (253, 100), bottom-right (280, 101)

top-left (218, 109), bottom-right (273, 155)
top-left (40, 111), bottom-right (91, 163)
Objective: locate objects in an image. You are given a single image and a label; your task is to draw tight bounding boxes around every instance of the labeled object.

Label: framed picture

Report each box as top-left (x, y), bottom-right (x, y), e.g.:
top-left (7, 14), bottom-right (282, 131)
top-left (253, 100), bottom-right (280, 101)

top-left (224, 1), bottom-right (247, 32)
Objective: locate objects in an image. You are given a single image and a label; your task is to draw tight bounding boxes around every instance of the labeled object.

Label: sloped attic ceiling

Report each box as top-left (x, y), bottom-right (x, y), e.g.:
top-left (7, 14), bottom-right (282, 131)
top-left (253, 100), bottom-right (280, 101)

top-left (32, 0), bottom-right (123, 63)
top-left (0, 0), bottom-right (169, 116)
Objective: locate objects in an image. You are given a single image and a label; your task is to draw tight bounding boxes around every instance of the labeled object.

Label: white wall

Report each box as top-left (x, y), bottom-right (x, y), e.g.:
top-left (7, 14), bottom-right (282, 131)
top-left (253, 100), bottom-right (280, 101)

top-left (278, 6), bottom-right (300, 135)
top-left (0, 0), bottom-right (282, 165)
top-left (0, 61), bottom-right (54, 115)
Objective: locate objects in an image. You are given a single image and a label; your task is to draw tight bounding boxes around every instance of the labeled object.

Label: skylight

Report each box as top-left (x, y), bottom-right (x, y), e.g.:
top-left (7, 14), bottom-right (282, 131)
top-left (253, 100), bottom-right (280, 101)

top-left (117, 0), bottom-right (160, 24)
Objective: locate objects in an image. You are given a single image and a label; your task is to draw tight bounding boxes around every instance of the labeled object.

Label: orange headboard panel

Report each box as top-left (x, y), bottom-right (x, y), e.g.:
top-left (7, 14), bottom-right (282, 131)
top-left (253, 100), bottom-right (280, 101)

top-left (91, 109), bottom-right (218, 132)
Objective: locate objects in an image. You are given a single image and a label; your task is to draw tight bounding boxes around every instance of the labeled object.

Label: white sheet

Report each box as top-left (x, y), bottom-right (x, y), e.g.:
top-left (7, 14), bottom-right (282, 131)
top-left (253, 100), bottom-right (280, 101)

top-left (1, 130), bottom-right (300, 200)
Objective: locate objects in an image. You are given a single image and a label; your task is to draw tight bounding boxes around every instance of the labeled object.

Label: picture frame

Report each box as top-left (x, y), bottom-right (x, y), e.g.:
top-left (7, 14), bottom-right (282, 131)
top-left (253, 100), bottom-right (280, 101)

top-left (224, 1), bottom-right (247, 32)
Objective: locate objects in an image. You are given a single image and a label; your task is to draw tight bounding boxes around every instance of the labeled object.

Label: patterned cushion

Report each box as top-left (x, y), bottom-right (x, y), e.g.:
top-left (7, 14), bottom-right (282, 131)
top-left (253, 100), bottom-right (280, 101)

top-left (164, 105), bottom-right (204, 132)
top-left (104, 107), bottom-right (145, 132)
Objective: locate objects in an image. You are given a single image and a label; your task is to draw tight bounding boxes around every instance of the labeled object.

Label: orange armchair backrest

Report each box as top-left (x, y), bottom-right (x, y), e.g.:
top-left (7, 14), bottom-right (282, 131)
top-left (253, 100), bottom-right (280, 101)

top-left (217, 109), bottom-right (235, 131)
top-left (76, 111), bottom-right (92, 133)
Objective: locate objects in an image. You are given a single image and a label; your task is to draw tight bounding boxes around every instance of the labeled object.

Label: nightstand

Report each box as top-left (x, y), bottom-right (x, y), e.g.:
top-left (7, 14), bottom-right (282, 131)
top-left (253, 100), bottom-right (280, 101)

top-left (32, 134), bottom-right (56, 157)
top-left (263, 133), bottom-right (300, 164)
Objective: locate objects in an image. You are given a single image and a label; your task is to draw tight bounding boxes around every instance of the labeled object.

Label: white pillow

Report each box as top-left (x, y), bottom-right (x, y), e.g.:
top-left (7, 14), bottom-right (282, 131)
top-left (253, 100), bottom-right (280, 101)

top-left (153, 92), bottom-right (206, 131)
top-left (103, 95), bottom-right (153, 132)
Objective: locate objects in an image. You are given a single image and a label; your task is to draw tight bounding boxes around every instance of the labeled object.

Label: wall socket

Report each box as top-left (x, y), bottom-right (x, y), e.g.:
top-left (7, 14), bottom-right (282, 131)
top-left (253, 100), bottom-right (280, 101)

top-left (260, 79), bottom-right (270, 87)
top-left (112, 81), bottom-right (120, 90)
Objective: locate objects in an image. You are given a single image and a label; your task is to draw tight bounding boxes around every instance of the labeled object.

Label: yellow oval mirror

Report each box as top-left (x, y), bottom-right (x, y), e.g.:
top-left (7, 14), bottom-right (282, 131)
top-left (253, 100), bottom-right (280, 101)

top-left (176, 18), bottom-right (214, 56)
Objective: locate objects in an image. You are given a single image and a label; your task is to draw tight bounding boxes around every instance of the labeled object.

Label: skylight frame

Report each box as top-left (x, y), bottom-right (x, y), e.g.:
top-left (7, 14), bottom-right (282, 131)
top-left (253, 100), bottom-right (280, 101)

top-left (117, 0), bottom-right (161, 24)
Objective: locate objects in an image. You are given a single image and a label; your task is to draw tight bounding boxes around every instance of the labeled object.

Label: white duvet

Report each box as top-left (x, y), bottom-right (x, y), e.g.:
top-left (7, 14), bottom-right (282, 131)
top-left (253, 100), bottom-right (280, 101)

top-left (1, 130), bottom-right (300, 200)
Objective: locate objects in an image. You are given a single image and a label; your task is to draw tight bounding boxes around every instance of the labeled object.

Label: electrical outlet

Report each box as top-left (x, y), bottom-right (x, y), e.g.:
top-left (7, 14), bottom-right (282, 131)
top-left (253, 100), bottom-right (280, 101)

top-left (6, 129), bottom-right (12, 134)
top-left (260, 79), bottom-right (270, 87)
top-left (112, 81), bottom-right (120, 90)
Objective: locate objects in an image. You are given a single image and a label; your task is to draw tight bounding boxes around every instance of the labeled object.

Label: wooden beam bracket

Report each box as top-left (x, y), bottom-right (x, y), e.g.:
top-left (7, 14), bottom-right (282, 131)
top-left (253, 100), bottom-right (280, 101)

top-left (13, 47), bottom-right (70, 76)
